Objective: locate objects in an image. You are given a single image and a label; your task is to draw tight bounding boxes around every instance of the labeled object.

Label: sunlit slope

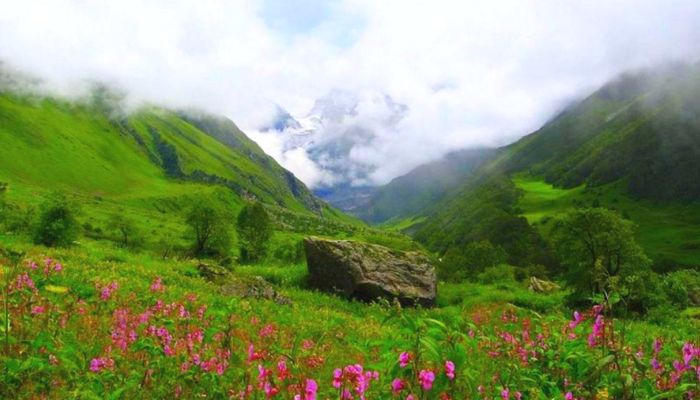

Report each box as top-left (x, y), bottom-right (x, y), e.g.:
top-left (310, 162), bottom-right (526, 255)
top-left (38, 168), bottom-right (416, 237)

top-left (0, 91), bottom-right (331, 217)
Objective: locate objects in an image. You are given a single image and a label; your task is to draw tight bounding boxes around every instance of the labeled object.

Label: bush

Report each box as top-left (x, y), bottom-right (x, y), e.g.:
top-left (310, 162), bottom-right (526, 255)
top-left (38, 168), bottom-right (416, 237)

top-left (236, 202), bottom-right (273, 264)
top-left (33, 196), bottom-right (79, 247)
top-left (186, 200), bottom-right (232, 258)
top-left (439, 240), bottom-right (507, 282)
top-left (477, 264), bottom-right (516, 284)
top-left (109, 213), bottom-right (140, 249)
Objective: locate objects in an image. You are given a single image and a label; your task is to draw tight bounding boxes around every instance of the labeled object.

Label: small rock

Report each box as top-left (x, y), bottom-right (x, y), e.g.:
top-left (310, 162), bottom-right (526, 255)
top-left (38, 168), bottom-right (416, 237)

top-left (528, 277), bottom-right (561, 293)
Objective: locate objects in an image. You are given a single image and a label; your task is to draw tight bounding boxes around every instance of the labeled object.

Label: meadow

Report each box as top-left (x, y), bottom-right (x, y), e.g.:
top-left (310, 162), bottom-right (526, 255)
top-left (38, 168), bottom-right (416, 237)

top-left (1, 231), bottom-right (699, 399)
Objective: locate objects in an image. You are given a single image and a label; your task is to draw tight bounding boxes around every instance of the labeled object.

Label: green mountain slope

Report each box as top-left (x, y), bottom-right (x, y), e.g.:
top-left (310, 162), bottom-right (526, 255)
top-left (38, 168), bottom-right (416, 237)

top-left (358, 148), bottom-right (495, 224)
top-left (410, 63), bottom-right (700, 269)
top-left (0, 91), bottom-right (328, 214)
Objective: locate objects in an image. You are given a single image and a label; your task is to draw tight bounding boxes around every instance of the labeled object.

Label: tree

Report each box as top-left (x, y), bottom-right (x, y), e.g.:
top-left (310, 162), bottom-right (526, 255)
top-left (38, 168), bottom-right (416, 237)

top-left (553, 208), bottom-right (650, 305)
top-left (186, 201), bottom-right (231, 257)
top-left (109, 213), bottom-right (138, 248)
top-left (236, 202), bottom-right (273, 264)
top-left (439, 240), bottom-right (507, 281)
top-left (33, 196), bottom-right (79, 247)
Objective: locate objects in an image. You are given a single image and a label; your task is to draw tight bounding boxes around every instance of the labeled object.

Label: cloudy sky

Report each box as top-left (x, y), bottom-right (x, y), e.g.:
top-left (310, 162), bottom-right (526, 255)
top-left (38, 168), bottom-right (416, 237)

top-left (1, 0), bottom-right (700, 187)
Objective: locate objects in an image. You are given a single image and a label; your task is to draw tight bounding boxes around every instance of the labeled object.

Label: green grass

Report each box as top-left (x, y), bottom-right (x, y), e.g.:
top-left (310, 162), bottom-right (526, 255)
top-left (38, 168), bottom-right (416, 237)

top-left (514, 175), bottom-right (700, 267)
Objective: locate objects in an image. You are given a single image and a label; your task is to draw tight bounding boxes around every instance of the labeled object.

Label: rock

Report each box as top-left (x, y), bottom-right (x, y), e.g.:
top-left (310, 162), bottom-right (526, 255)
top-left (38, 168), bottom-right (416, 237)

top-left (196, 263), bottom-right (291, 305)
top-left (220, 276), bottom-right (291, 305)
top-left (528, 277), bottom-right (561, 293)
top-left (303, 237), bottom-right (437, 307)
top-left (196, 263), bottom-right (229, 282)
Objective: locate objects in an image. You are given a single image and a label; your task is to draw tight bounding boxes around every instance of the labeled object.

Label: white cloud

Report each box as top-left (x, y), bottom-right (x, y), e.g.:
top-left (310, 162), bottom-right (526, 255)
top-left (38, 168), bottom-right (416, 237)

top-left (1, 0), bottom-right (699, 187)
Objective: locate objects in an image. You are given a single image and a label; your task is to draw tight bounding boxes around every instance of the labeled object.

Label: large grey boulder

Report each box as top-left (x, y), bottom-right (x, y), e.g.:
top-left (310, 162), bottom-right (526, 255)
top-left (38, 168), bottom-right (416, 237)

top-left (303, 237), bottom-right (437, 306)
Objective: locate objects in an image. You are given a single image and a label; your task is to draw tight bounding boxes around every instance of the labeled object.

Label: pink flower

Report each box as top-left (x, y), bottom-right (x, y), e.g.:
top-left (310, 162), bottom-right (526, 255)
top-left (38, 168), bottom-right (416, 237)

top-left (333, 368), bottom-right (343, 388)
top-left (391, 378), bottom-right (405, 393)
top-left (418, 370), bottom-right (435, 391)
top-left (150, 277), bottom-right (164, 293)
top-left (587, 315), bottom-right (604, 347)
top-left (568, 311), bottom-right (582, 329)
top-left (501, 388), bottom-right (510, 399)
top-left (277, 360), bottom-right (290, 380)
top-left (406, 395), bottom-right (416, 400)
top-left (565, 392), bottom-right (574, 400)
top-left (304, 379), bottom-right (317, 400)
top-left (399, 351), bottom-right (412, 368)
top-left (89, 357), bottom-right (113, 372)
top-left (444, 360), bottom-right (455, 380)
top-left (515, 392), bottom-right (522, 400)
top-left (99, 281), bottom-right (119, 301)
top-left (31, 305), bottom-right (45, 315)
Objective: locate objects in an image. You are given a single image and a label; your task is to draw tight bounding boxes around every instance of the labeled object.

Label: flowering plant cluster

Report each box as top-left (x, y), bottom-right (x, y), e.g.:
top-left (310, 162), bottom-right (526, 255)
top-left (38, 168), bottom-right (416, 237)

top-left (1, 256), bottom-right (698, 399)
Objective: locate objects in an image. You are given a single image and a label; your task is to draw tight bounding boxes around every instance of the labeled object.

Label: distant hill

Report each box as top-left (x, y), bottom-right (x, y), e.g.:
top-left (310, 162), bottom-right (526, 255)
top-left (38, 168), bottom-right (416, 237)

top-left (356, 148), bottom-right (495, 223)
top-left (393, 63), bottom-right (700, 269)
top-left (0, 77), bottom-right (347, 221)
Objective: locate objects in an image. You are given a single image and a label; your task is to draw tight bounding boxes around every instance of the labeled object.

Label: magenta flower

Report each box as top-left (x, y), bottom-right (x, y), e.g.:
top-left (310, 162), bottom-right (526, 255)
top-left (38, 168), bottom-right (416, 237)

top-left (444, 360), bottom-right (455, 380)
top-left (399, 351), bottom-right (412, 368)
top-left (565, 392), bottom-right (574, 400)
top-left (418, 370), bottom-right (435, 391)
top-left (568, 311), bottom-right (582, 329)
top-left (391, 378), bottom-right (405, 393)
top-left (31, 305), bottom-right (45, 315)
top-left (501, 388), bottom-right (510, 399)
top-left (150, 277), bottom-right (164, 293)
top-left (333, 368), bottom-right (343, 388)
top-left (304, 379), bottom-right (318, 400)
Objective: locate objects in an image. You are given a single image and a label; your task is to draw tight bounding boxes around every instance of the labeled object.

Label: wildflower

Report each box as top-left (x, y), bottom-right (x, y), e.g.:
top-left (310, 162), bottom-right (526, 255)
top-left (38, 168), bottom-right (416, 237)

top-left (150, 276), bottom-right (164, 293)
top-left (99, 281), bottom-right (119, 301)
top-left (501, 388), bottom-right (510, 399)
top-left (277, 360), bottom-right (290, 380)
top-left (568, 311), bottom-right (582, 329)
top-left (399, 351), bottom-right (412, 368)
top-left (565, 392), bottom-right (574, 400)
top-left (89, 357), bottom-right (113, 372)
top-left (444, 360), bottom-right (455, 380)
top-left (418, 370), bottom-right (435, 391)
top-left (304, 379), bottom-right (318, 400)
top-left (391, 378), bottom-right (405, 393)
top-left (406, 395), bottom-right (416, 400)
top-left (651, 358), bottom-right (661, 371)
top-left (587, 315), bottom-right (604, 347)
top-left (333, 368), bottom-right (343, 388)
top-left (31, 305), bottom-right (45, 315)
top-left (515, 392), bottom-right (522, 400)
top-left (263, 382), bottom-right (279, 398)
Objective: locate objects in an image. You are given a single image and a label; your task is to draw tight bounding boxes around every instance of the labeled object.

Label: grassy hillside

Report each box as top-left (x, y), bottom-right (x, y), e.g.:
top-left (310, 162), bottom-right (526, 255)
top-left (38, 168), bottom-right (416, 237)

top-left (0, 85), bottom-right (422, 259)
top-left (407, 64), bottom-right (700, 269)
top-left (357, 148), bottom-right (494, 223)
top-left (514, 175), bottom-right (700, 267)
top-left (0, 91), bottom-right (327, 213)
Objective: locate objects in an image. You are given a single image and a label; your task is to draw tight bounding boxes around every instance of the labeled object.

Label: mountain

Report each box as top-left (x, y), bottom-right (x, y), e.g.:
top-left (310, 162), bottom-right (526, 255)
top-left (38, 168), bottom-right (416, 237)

top-left (0, 79), bottom-right (344, 221)
top-left (355, 148), bottom-right (496, 223)
top-left (397, 63), bottom-right (700, 269)
top-left (262, 89), bottom-right (410, 198)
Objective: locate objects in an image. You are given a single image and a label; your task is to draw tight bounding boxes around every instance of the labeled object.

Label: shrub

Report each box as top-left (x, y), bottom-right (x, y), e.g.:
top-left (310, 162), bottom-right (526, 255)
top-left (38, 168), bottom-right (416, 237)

top-left (33, 196), bottom-right (79, 247)
top-left (185, 200), bottom-right (232, 257)
top-left (439, 240), bottom-right (507, 282)
top-left (236, 202), bottom-right (273, 264)
top-left (477, 264), bottom-right (516, 284)
top-left (109, 213), bottom-right (140, 248)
